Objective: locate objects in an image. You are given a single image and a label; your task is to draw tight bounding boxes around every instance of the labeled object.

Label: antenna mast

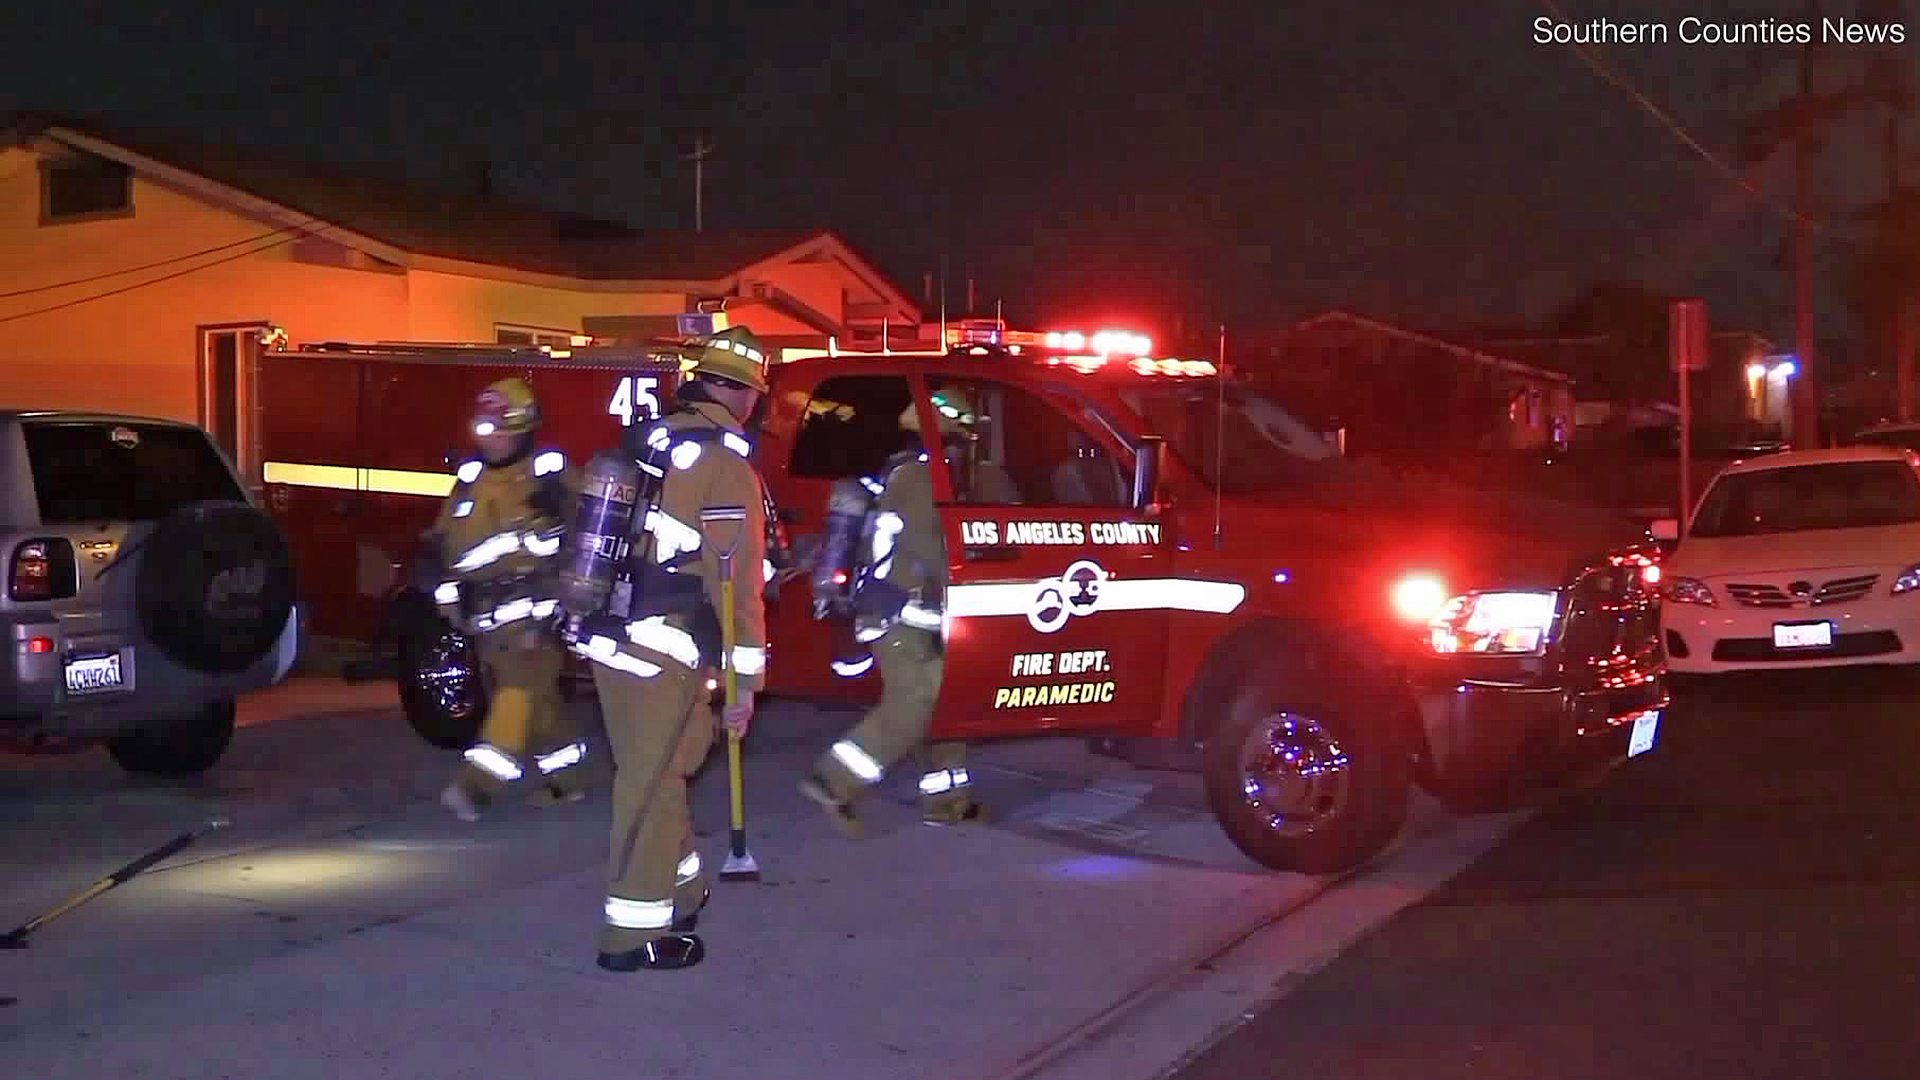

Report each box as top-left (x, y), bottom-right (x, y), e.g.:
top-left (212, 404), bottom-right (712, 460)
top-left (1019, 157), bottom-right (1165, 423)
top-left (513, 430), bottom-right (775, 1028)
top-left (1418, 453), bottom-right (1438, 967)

top-left (683, 135), bottom-right (717, 232)
top-left (1214, 322), bottom-right (1226, 551)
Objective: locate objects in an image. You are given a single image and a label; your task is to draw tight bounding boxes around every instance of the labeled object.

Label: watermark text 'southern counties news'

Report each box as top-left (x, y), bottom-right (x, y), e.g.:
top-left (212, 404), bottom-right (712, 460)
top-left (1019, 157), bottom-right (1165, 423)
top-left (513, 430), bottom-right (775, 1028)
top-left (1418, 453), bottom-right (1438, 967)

top-left (1534, 15), bottom-right (1906, 45)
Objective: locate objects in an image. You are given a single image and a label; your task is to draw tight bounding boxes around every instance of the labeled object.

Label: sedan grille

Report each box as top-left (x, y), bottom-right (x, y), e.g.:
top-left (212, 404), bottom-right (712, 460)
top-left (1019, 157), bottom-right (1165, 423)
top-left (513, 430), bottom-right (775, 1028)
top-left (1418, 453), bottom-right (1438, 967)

top-left (1724, 574), bottom-right (1880, 608)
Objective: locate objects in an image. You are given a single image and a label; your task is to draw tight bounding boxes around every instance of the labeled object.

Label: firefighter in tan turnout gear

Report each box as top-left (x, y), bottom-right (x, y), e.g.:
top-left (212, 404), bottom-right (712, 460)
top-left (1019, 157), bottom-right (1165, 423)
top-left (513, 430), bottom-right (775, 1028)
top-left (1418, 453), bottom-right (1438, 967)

top-left (430, 377), bottom-right (587, 821)
top-left (563, 326), bottom-right (771, 972)
top-left (801, 387), bottom-right (992, 834)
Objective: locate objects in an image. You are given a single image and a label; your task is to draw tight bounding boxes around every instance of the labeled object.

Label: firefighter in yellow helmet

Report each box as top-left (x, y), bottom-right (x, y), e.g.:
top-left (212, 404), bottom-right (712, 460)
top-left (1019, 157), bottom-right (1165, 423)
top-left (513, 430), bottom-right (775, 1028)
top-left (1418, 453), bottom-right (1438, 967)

top-left (800, 385), bottom-right (996, 834)
top-left (430, 377), bottom-right (586, 821)
top-left (572, 324), bottom-right (771, 972)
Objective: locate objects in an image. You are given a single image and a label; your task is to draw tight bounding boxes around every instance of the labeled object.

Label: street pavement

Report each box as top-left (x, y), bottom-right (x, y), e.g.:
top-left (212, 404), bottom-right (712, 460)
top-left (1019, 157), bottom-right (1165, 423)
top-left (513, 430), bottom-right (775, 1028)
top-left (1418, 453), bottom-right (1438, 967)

top-left (1169, 667), bottom-right (1920, 1080)
top-left (0, 675), bottom-right (1522, 1079)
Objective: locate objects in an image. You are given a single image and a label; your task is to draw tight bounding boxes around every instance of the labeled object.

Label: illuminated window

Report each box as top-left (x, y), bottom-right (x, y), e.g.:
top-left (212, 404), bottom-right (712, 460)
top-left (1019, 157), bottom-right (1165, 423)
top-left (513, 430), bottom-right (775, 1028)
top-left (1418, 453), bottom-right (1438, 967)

top-left (41, 157), bottom-right (132, 222)
top-left (495, 324), bottom-right (575, 347)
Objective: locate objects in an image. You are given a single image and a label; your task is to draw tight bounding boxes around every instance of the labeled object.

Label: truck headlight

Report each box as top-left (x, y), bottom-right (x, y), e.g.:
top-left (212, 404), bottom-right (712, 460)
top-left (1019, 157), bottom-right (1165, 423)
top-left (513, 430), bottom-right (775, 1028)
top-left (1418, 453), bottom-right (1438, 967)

top-left (1427, 591), bottom-right (1558, 655)
top-left (1664, 576), bottom-right (1716, 606)
top-left (1893, 563), bottom-right (1920, 595)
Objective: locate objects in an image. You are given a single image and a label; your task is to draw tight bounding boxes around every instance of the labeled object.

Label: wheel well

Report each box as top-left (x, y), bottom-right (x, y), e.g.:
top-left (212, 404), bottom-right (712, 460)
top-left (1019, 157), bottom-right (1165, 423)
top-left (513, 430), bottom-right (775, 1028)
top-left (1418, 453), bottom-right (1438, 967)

top-left (1180, 617), bottom-right (1424, 754)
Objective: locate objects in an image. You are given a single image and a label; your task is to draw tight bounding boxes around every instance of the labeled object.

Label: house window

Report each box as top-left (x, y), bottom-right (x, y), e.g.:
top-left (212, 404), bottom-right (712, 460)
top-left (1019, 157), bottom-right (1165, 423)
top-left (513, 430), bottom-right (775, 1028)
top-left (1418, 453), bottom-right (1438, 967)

top-left (495, 323), bottom-right (575, 347)
top-left (41, 158), bottom-right (133, 223)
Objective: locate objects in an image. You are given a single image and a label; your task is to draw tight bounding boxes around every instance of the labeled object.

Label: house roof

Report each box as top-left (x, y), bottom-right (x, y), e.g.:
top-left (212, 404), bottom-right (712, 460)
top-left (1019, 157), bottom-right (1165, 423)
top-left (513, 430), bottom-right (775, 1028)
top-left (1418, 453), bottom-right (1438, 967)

top-left (1288, 310), bottom-right (1575, 384)
top-left (4, 115), bottom-right (917, 310)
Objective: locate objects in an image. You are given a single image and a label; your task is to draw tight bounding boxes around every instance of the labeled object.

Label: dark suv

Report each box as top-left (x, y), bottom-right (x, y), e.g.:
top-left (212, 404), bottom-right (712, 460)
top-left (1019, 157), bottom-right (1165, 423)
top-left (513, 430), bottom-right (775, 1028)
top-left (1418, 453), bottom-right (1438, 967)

top-left (1, 412), bottom-right (302, 775)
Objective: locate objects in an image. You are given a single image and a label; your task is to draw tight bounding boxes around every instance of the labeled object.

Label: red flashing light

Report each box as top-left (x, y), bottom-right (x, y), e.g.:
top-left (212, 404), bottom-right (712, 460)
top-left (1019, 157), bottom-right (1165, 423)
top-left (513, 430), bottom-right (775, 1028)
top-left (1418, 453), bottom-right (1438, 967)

top-left (1043, 329), bottom-right (1151, 356)
top-left (832, 571), bottom-right (848, 585)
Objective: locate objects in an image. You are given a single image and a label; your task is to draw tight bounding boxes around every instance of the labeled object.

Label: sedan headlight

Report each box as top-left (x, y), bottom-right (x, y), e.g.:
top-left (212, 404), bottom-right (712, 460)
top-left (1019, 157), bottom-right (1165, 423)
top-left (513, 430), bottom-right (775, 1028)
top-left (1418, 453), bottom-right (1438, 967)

top-left (1663, 576), bottom-right (1716, 606)
top-left (1427, 591), bottom-right (1559, 655)
top-left (1893, 563), bottom-right (1920, 595)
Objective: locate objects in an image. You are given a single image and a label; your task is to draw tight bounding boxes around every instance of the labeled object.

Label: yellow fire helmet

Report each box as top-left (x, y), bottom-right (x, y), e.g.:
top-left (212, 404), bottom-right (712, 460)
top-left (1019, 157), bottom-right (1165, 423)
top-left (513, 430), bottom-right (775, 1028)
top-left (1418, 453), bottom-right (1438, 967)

top-left (899, 386), bottom-right (979, 434)
top-left (474, 377), bottom-right (541, 437)
top-left (689, 326), bottom-right (771, 394)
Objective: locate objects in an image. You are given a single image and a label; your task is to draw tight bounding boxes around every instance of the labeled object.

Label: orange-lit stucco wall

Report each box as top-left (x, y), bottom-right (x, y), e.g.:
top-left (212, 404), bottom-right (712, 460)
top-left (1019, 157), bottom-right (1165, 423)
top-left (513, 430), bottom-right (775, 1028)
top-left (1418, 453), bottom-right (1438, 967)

top-left (404, 269), bottom-right (686, 341)
top-left (755, 264), bottom-right (849, 324)
top-left (0, 150), bottom-right (411, 421)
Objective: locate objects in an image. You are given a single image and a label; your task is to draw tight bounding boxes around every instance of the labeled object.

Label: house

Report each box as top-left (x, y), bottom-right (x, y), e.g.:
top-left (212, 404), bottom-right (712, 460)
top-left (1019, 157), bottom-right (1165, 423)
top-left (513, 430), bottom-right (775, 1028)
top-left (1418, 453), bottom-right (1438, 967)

top-left (0, 117), bottom-right (921, 484)
top-left (1259, 310), bottom-right (1577, 454)
top-left (1478, 285), bottom-right (1781, 450)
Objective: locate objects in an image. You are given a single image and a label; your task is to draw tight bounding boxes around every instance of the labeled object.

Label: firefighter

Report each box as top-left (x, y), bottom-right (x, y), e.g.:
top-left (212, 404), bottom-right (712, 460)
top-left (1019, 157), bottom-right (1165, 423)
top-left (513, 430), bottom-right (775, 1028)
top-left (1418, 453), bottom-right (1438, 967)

top-left (800, 387), bottom-right (990, 835)
top-left (430, 377), bottom-right (586, 822)
top-left (574, 325), bottom-right (770, 973)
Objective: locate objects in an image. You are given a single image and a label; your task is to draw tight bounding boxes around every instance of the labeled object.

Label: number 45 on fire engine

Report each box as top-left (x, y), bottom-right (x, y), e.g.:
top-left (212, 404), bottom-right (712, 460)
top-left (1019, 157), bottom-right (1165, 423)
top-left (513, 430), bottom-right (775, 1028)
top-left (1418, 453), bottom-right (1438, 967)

top-left (607, 376), bottom-right (663, 427)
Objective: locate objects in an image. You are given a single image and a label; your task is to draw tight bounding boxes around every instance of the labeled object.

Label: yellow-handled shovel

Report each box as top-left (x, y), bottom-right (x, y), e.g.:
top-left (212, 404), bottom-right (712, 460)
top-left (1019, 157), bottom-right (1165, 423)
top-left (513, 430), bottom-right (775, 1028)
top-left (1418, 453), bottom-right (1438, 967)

top-left (701, 506), bottom-right (760, 882)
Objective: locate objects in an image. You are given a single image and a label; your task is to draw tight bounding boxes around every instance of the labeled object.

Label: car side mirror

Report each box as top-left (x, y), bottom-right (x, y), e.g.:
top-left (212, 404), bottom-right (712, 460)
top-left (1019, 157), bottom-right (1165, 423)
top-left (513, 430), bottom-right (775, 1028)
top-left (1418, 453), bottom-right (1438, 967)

top-left (1132, 436), bottom-right (1165, 515)
top-left (1649, 518), bottom-right (1680, 542)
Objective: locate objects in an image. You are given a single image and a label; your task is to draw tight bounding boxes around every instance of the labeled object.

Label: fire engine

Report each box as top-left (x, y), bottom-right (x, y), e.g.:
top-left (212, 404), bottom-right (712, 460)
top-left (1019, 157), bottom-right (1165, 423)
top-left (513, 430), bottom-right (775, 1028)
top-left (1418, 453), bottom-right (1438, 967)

top-left (257, 324), bottom-right (1669, 875)
top-left (256, 332), bottom-right (690, 742)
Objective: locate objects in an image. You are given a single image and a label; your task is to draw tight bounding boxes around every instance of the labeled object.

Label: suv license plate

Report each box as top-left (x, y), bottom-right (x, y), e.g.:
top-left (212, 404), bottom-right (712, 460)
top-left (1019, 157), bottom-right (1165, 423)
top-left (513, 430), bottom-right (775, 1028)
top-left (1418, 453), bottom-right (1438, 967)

top-left (65, 653), bottom-right (125, 695)
top-left (1773, 621), bottom-right (1833, 649)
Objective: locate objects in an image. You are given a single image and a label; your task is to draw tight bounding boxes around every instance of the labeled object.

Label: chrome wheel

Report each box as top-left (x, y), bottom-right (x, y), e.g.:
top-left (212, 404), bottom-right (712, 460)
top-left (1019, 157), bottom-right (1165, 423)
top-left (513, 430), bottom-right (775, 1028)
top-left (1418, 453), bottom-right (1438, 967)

top-left (412, 627), bottom-right (481, 720)
top-left (399, 618), bottom-right (486, 749)
top-left (1234, 711), bottom-right (1353, 839)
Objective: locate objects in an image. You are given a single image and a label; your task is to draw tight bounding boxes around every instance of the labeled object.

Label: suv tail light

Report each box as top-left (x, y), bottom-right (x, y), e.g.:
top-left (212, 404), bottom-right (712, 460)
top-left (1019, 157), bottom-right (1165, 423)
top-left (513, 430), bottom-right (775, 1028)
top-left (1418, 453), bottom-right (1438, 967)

top-left (10, 539), bottom-right (76, 601)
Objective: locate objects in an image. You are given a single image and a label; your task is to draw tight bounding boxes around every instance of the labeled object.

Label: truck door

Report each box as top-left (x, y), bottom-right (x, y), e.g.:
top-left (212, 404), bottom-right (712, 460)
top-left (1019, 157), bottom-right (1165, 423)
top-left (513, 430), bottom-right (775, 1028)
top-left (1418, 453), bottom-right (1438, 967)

top-left (927, 375), bottom-right (1172, 741)
top-left (757, 369), bottom-right (915, 703)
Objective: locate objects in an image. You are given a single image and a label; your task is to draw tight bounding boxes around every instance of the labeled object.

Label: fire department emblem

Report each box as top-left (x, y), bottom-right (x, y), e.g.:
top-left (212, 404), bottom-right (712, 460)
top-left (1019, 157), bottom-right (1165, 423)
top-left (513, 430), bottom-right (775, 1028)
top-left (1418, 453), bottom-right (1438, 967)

top-left (1028, 559), bottom-right (1108, 634)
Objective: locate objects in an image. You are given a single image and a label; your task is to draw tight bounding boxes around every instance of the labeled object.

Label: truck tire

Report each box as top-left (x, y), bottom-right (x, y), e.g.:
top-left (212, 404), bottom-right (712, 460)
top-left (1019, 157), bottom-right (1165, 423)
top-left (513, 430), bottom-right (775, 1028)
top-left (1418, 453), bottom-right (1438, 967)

top-left (396, 605), bottom-right (486, 750)
top-left (134, 501), bottom-right (296, 675)
top-left (1200, 651), bottom-right (1411, 875)
top-left (107, 699), bottom-right (236, 776)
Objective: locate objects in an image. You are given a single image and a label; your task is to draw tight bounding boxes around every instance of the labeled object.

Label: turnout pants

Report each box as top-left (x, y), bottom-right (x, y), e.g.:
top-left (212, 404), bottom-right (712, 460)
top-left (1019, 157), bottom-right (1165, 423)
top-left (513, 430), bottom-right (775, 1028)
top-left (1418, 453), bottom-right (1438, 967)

top-left (593, 660), bottom-right (714, 955)
top-left (816, 626), bottom-right (973, 820)
top-left (456, 632), bottom-right (583, 800)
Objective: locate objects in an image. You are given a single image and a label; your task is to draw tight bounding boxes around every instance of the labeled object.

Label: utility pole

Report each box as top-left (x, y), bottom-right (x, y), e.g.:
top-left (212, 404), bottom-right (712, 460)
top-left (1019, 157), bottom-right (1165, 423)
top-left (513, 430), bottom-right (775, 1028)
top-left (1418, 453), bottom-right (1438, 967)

top-left (683, 136), bottom-right (717, 233)
top-left (1792, 0), bottom-right (1822, 449)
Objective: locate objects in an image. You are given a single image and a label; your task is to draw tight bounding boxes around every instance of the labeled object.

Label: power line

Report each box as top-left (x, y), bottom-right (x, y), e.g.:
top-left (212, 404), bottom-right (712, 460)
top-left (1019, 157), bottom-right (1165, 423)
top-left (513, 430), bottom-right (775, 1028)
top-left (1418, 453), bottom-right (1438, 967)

top-left (0, 225), bottom-right (323, 327)
top-left (1537, 0), bottom-right (1849, 240)
top-left (0, 217), bottom-right (326, 300)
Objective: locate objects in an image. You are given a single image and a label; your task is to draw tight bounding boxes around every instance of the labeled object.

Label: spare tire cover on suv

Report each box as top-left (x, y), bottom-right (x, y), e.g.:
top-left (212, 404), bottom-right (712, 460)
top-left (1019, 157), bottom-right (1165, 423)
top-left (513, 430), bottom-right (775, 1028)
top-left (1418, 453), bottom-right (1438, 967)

top-left (135, 501), bottom-right (297, 674)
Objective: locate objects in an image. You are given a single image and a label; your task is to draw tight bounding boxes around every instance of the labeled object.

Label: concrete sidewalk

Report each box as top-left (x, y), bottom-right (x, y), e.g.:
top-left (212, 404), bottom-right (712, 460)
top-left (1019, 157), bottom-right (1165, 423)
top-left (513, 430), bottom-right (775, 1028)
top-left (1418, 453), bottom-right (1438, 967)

top-left (1, 689), bottom-right (1515, 1079)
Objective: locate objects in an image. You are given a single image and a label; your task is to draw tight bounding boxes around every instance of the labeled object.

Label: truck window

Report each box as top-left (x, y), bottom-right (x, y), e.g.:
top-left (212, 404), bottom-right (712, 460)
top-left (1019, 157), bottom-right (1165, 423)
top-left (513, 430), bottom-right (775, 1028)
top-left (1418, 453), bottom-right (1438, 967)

top-left (789, 375), bottom-right (917, 479)
top-left (21, 420), bottom-right (245, 523)
top-left (929, 377), bottom-right (1127, 508)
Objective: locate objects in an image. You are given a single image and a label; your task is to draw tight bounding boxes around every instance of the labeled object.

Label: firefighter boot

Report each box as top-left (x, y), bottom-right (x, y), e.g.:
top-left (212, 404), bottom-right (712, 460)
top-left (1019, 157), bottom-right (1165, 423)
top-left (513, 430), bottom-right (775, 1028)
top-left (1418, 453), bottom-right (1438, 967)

top-left (798, 772), bottom-right (865, 839)
top-left (597, 934), bottom-right (705, 972)
top-left (529, 782), bottom-right (586, 807)
top-left (918, 741), bottom-right (987, 826)
top-left (440, 781), bottom-right (487, 822)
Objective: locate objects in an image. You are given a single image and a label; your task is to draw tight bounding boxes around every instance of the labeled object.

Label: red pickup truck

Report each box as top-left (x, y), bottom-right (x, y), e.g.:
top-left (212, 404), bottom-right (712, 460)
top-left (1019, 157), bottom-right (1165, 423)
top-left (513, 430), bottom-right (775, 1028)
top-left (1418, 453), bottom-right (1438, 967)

top-left (260, 336), bottom-right (1668, 874)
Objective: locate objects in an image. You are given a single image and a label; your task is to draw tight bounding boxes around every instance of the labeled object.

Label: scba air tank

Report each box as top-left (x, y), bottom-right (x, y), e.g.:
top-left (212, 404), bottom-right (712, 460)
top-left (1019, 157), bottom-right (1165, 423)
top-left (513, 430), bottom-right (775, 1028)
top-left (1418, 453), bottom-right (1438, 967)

top-left (811, 477), bottom-right (875, 618)
top-left (555, 451), bottom-right (642, 620)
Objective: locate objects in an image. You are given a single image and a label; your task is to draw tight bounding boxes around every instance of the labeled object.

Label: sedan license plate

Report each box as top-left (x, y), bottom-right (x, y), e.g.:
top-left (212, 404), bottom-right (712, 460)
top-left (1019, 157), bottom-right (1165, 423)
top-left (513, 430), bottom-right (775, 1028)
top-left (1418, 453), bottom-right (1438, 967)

top-left (64, 652), bottom-right (124, 695)
top-left (1628, 710), bottom-right (1659, 758)
top-left (1773, 621), bottom-right (1833, 649)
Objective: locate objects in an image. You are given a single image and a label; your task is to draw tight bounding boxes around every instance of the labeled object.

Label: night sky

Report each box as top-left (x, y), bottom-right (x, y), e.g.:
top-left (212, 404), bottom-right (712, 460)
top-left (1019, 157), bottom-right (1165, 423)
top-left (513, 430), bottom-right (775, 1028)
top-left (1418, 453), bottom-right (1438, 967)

top-left (5, 0), bottom-right (1914, 349)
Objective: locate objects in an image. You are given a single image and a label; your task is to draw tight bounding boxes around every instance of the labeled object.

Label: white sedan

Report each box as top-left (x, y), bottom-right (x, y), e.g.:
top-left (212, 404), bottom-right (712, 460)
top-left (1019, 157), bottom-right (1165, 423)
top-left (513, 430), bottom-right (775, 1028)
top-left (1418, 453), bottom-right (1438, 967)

top-left (1656, 446), bottom-right (1920, 673)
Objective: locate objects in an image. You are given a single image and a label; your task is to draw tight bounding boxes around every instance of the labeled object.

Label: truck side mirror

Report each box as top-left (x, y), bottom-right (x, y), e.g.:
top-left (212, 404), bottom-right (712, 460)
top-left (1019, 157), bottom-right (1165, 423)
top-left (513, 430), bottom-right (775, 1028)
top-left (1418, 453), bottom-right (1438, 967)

top-left (1132, 436), bottom-right (1165, 515)
top-left (1649, 518), bottom-right (1680, 542)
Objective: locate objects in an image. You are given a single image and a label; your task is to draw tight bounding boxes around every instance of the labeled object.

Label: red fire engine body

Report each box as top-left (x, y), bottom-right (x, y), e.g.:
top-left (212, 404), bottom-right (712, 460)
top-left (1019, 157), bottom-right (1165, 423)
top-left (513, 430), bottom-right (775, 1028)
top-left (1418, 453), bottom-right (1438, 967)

top-left (257, 332), bottom-right (1669, 874)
